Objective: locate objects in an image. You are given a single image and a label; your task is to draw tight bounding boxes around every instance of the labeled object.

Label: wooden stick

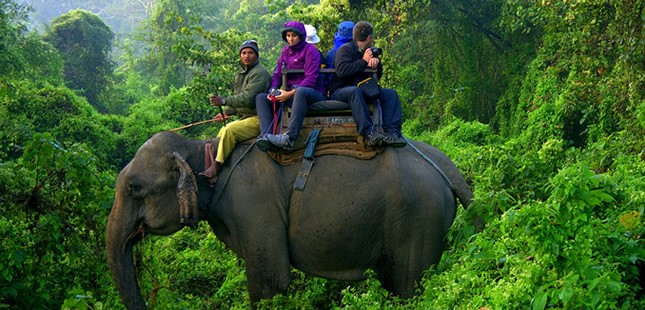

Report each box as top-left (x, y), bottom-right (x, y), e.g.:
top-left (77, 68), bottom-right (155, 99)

top-left (169, 118), bottom-right (219, 132)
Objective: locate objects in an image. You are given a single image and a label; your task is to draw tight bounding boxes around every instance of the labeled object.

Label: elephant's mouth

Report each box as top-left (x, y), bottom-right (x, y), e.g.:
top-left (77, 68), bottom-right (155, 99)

top-left (125, 222), bottom-right (146, 249)
top-left (141, 215), bottom-right (185, 235)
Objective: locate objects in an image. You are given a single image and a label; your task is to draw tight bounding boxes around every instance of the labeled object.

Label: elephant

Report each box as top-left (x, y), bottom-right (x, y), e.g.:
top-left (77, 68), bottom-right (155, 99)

top-left (106, 131), bottom-right (473, 309)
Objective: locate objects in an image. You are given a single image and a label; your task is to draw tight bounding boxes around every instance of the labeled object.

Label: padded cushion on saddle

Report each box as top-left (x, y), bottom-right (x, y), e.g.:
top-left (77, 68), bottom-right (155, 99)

top-left (309, 100), bottom-right (350, 112)
top-left (239, 137), bottom-right (382, 166)
top-left (267, 140), bottom-right (383, 166)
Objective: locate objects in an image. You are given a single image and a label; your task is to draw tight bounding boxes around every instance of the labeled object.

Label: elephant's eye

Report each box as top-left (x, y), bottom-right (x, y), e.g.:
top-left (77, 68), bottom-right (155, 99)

top-left (129, 183), bottom-right (144, 198)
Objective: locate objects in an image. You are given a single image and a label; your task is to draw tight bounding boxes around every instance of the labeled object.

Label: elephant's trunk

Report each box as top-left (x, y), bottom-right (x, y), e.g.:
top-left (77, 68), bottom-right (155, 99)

top-left (106, 179), bottom-right (146, 309)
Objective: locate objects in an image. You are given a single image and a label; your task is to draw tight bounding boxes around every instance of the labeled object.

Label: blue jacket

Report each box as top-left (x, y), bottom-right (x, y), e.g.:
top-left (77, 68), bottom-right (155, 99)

top-left (325, 35), bottom-right (353, 68)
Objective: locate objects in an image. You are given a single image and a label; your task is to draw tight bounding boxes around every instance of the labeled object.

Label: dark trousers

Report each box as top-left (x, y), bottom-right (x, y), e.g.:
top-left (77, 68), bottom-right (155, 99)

top-left (378, 88), bottom-right (403, 135)
top-left (330, 86), bottom-right (373, 135)
top-left (256, 87), bottom-right (327, 140)
top-left (255, 92), bottom-right (282, 136)
top-left (330, 86), bottom-right (402, 135)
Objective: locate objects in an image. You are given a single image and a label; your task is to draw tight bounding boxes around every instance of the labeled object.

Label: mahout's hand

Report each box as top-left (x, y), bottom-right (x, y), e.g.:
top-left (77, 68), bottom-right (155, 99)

top-left (210, 95), bottom-right (224, 106)
top-left (214, 113), bottom-right (232, 122)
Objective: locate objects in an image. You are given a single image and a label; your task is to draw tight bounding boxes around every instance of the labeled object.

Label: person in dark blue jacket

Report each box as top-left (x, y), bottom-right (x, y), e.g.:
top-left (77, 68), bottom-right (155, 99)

top-left (325, 21), bottom-right (354, 69)
top-left (322, 21), bottom-right (354, 94)
top-left (328, 21), bottom-right (406, 147)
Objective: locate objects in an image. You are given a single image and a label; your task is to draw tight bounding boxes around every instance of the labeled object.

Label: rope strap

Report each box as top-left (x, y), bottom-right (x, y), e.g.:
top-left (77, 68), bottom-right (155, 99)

top-left (405, 139), bottom-right (456, 191)
top-left (205, 141), bottom-right (257, 213)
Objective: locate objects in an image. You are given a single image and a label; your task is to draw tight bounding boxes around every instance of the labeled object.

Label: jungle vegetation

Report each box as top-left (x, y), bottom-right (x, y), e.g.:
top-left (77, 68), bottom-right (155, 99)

top-left (1, 0), bottom-right (643, 308)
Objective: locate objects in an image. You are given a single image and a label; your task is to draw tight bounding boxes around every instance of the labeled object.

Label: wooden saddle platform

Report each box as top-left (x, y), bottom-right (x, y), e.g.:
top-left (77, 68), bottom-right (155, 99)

top-left (269, 104), bottom-right (383, 165)
top-left (267, 67), bottom-right (383, 165)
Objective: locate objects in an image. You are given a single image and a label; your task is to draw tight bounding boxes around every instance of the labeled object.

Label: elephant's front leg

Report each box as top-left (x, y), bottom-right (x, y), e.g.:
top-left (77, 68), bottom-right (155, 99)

top-left (243, 228), bottom-right (291, 307)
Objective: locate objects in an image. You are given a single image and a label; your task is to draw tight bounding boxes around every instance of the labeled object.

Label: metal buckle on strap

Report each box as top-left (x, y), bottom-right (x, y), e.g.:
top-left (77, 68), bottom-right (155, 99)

top-left (294, 129), bottom-right (321, 191)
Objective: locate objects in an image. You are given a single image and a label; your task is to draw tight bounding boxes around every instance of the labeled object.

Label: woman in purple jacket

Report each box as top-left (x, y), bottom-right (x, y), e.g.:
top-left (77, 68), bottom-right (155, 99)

top-left (255, 21), bottom-right (327, 152)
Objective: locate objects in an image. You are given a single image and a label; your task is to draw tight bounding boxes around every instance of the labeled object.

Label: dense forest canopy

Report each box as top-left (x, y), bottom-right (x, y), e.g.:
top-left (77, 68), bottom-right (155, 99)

top-left (17, 0), bottom-right (153, 34)
top-left (1, 0), bottom-right (643, 308)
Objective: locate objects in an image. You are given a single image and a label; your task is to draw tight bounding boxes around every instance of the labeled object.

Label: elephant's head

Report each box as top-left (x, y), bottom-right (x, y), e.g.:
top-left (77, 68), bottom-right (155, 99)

top-left (106, 133), bottom-right (200, 309)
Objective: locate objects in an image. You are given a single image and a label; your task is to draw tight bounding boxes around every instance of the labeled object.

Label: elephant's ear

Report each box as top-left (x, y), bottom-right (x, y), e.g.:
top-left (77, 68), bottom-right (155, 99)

top-left (173, 152), bottom-right (199, 228)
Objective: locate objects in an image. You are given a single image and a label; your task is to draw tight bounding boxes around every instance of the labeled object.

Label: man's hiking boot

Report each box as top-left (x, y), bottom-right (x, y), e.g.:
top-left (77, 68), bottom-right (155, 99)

top-left (382, 132), bottom-right (407, 148)
top-left (265, 133), bottom-right (294, 151)
top-left (364, 130), bottom-right (384, 147)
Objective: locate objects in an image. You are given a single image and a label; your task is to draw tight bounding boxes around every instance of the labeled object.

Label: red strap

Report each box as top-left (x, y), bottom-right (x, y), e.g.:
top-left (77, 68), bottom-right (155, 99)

top-left (270, 96), bottom-right (279, 134)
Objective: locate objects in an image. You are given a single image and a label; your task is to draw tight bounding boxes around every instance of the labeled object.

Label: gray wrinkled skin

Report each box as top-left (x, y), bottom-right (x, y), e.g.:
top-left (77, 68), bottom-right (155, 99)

top-left (106, 131), bottom-right (473, 309)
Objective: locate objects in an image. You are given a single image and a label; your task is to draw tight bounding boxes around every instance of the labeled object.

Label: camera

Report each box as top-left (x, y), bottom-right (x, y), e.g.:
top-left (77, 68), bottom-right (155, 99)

top-left (269, 88), bottom-right (282, 97)
top-left (369, 47), bottom-right (383, 58)
top-left (268, 88), bottom-right (282, 101)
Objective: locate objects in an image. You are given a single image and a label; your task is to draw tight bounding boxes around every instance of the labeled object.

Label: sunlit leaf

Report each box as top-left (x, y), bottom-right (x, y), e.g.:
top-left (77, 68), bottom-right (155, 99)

top-left (532, 292), bottom-right (547, 310)
top-left (619, 211), bottom-right (640, 229)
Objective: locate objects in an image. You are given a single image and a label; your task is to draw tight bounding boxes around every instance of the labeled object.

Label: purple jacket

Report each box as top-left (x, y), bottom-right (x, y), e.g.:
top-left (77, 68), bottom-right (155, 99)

top-left (271, 21), bottom-right (325, 95)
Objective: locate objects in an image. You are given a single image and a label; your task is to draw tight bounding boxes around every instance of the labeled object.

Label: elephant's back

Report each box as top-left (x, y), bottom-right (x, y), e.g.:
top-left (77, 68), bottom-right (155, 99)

top-left (286, 146), bottom-right (456, 279)
top-left (287, 146), bottom-right (456, 222)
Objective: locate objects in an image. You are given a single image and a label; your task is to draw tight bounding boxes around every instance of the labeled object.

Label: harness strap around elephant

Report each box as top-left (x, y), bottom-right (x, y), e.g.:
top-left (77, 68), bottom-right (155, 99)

top-left (289, 130), bottom-right (319, 218)
top-left (293, 128), bottom-right (320, 191)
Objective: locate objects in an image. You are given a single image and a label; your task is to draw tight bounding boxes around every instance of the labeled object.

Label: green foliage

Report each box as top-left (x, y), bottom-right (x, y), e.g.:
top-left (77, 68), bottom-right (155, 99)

top-left (366, 0), bottom-right (523, 125)
top-left (18, 32), bottom-right (65, 85)
top-left (2, 0), bottom-right (644, 308)
top-left (0, 0), bottom-right (64, 87)
top-left (0, 0), bottom-right (31, 78)
top-left (131, 224), bottom-right (249, 309)
top-left (412, 125), bottom-right (643, 309)
top-left (284, 0), bottom-right (352, 48)
top-left (102, 60), bottom-right (151, 116)
top-left (431, 118), bottom-right (494, 146)
top-left (422, 152), bottom-right (644, 309)
top-left (0, 80), bottom-right (120, 168)
top-left (497, 0), bottom-right (645, 147)
top-left (133, 0), bottom-right (204, 96)
top-left (22, 0), bottom-right (150, 35)
top-left (0, 133), bottom-right (116, 308)
top-left (62, 289), bottom-right (105, 310)
top-left (120, 86), bottom-right (218, 157)
top-left (44, 9), bottom-right (115, 112)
